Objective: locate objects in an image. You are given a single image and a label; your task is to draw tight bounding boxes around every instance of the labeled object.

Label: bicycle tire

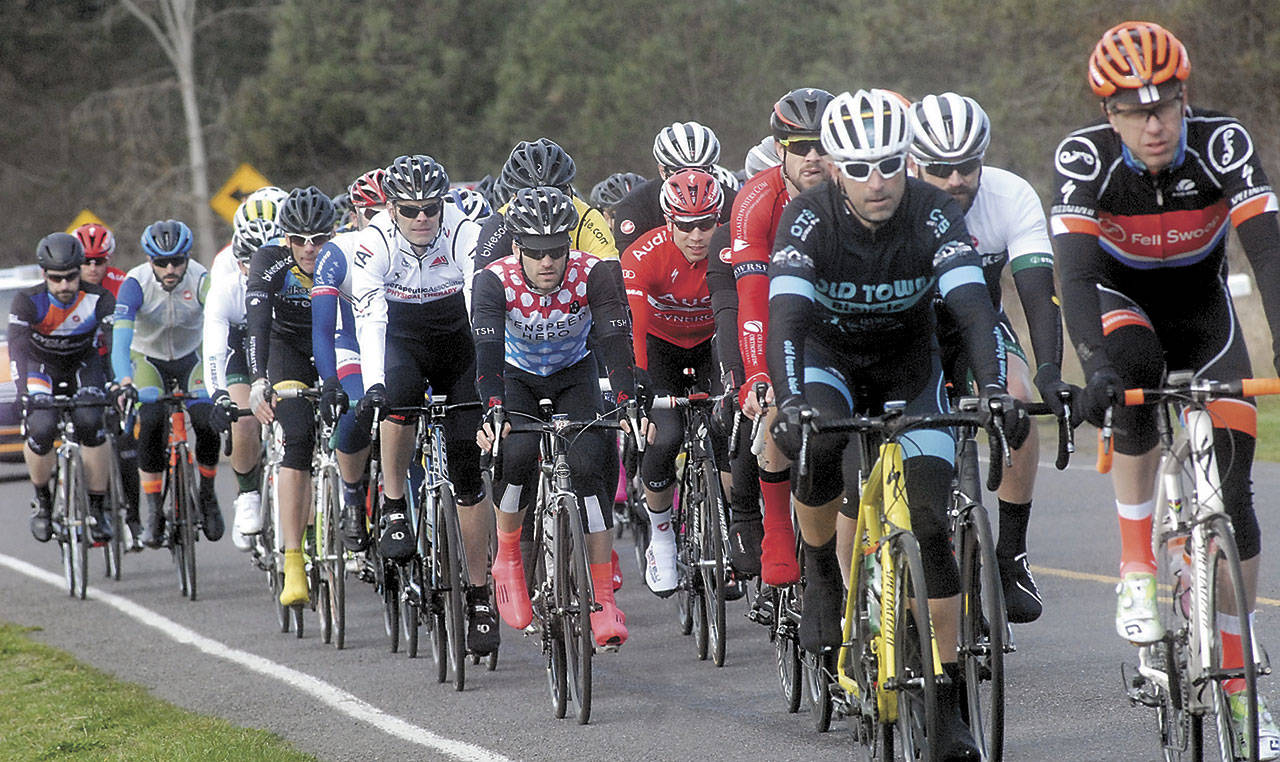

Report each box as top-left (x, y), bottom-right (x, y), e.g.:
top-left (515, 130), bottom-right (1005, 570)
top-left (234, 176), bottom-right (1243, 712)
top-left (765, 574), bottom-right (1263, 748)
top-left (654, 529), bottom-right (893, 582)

top-left (537, 510), bottom-right (568, 720)
top-left (700, 459), bottom-right (729, 667)
top-left (402, 561), bottom-right (421, 662)
top-left (891, 532), bottom-right (940, 761)
top-left (167, 461), bottom-right (188, 598)
top-left (318, 578), bottom-right (333, 644)
top-left (179, 454), bottom-right (198, 601)
top-left (382, 561), bottom-right (400, 653)
top-left (807, 650), bottom-right (836, 732)
top-left (1205, 516), bottom-right (1258, 762)
top-left (1153, 513), bottom-right (1199, 761)
top-left (327, 471), bottom-right (346, 650)
top-left (439, 485), bottom-right (467, 692)
top-left (776, 586), bottom-right (803, 713)
top-left (292, 603), bottom-right (304, 638)
top-left (561, 495), bottom-right (593, 725)
top-left (674, 468), bottom-right (698, 639)
top-left (66, 453), bottom-right (89, 600)
top-left (51, 458), bottom-right (74, 597)
top-left (956, 501), bottom-right (1005, 760)
top-left (106, 443), bottom-right (125, 581)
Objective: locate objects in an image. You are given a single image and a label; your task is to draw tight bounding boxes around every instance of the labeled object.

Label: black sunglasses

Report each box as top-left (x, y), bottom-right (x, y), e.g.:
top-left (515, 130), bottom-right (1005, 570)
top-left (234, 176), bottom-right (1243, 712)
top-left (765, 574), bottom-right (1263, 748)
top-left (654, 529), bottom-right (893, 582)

top-left (82, 258), bottom-right (108, 266)
top-left (45, 271), bottom-right (79, 283)
top-left (777, 136), bottom-right (827, 157)
top-left (670, 217), bottom-right (717, 233)
top-left (518, 243), bottom-right (571, 261)
top-left (920, 157), bottom-right (983, 178)
top-left (396, 200), bottom-right (442, 219)
top-left (152, 256), bottom-right (187, 269)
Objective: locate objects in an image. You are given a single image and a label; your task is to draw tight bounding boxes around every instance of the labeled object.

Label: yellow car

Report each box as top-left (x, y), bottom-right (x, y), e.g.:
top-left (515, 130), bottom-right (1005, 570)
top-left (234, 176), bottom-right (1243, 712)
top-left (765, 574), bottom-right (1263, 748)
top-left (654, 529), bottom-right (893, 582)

top-left (0, 265), bottom-right (48, 461)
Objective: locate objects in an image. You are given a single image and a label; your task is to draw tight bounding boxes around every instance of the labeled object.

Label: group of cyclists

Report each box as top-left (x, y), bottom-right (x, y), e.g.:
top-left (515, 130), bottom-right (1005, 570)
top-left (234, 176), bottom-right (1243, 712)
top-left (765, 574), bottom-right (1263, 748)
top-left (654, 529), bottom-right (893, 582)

top-left (10, 20), bottom-right (1280, 760)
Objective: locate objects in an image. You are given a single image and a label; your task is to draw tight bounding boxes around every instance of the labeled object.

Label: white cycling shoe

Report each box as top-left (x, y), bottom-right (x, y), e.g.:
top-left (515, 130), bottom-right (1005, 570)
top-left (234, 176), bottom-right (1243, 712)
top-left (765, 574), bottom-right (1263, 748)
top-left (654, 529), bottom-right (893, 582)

top-left (1227, 691), bottom-right (1280, 760)
top-left (645, 541), bottom-right (678, 598)
top-left (1115, 571), bottom-right (1164, 644)
top-left (231, 527), bottom-right (253, 552)
top-left (233, 490), bottom-right (263, 536)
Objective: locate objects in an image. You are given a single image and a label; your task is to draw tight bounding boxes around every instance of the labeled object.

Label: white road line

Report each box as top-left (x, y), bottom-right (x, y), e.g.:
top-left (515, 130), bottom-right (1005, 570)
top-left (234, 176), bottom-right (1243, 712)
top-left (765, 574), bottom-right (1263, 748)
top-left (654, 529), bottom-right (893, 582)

top-left (0, 552), bottom-right (511, 762)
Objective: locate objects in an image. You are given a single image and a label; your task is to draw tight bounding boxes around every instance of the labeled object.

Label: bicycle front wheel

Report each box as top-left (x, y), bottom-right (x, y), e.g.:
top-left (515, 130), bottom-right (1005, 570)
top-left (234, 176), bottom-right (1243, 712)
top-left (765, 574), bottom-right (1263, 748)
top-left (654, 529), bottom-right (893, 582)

top-left (890, 532), bottom-right (939, 761)
top-left (179, 454), bottom-right (199, 601)
top-left (62, 453), bottom-right (89, 600)
top-left (1206, 516), bottom-right (1258, 762)
top-left (439, 486), bottom-right (467, 692)
top-left (956, 501), bottom-right (1005, 760)
top-left (560, 494), bottom-right (593, 725)
top-left (536, 511), bottom-right (568, 720)
top-left (105, 445), bottom-right (125, 581)
top-left (700, 459), bottom-right (728, 668)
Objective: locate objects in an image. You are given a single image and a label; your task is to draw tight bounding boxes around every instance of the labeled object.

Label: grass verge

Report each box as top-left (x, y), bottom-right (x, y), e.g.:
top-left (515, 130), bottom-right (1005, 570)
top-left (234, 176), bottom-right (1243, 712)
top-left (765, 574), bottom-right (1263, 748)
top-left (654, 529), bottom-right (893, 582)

top-left (1259, 396), bottom-right (1280, 462)
top-left (0, 622), bottom-right (314, 761)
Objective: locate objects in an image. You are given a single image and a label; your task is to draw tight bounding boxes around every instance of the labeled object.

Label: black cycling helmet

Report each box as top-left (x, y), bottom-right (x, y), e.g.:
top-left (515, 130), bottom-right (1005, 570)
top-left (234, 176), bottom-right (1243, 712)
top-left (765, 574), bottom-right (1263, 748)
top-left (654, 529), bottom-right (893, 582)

top-left (771, 87), bottom-right (835, 139)
top-left (278, 186), bottom-right (336, 235)
top-left (490, 174), bottom-right (515, 209)
top-left (382, 154), bottom-right (450, 202)
top-left (589, 172), bottom-right (645, 209)
top-left (500, 139), bottom-right (577, 192)
top-left (505, 186), bottom-right (579, 250)
top-left (36, 232), bottom-right (85, 270)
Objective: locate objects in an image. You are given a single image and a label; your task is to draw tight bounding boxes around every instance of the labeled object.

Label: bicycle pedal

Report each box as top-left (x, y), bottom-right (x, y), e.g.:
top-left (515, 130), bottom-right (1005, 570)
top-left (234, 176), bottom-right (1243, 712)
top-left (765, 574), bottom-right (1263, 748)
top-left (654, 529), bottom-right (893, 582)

top-left (596, 643), bottom-right (621, 654)
top-left (1121, 662), bottom-right (1162, 708)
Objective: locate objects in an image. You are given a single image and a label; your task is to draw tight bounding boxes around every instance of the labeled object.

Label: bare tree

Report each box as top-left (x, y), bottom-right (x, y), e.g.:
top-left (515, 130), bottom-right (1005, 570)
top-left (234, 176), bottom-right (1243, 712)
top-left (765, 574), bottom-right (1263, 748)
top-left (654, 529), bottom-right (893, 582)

top-left (119, 0), bottom-right (217, 263)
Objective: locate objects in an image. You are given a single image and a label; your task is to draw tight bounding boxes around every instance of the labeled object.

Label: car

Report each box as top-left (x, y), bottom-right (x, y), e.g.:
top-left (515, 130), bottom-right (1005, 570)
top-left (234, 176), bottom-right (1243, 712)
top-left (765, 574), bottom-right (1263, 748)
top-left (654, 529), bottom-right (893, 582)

top-left (0, 265), bottom-right (47, 461)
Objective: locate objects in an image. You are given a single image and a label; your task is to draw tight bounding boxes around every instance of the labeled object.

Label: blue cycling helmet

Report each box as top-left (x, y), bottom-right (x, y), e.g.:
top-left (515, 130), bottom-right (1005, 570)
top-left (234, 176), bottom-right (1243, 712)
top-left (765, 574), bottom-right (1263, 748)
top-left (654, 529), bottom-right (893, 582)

top-left (140, 219), bottom-right (193, 259)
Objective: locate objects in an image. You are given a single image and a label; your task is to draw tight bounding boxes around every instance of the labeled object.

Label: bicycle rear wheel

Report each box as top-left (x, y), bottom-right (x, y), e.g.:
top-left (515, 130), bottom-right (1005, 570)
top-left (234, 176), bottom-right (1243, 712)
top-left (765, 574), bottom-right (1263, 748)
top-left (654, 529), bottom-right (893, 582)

top-left (806, 649), bottom-right (835, 732)
top-left (440, 486), bottom-right (467, 692)
top-left (956, 501), bottom-right (1005, 760)
top-left (382, 561), bottom-right (400, 652)
top-left (1205, 517), bottom-right (1258, 762)
top-left (700, 459), bottom-right (728, 668)
top-left (891, 532), bottom-right (939, 761)
top-left (776, 586), bottom-right (803, 713)
top-left (561, 495), bottom-right (593, 725)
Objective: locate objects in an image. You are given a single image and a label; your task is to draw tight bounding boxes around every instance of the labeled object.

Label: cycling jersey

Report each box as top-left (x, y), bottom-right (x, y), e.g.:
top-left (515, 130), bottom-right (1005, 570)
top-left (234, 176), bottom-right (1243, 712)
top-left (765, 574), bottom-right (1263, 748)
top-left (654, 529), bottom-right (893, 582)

top-left (471, 250), bottom-right (635, 405)
top-left (99, 267), bottom-right (127, 298)
top-left (706, 223), bottom-right (743, 387)
top-left (612, 177), bottom-right (737, 253)
top-left (245, 245), bottom-right (314, 382)
top-left (728, 166), bottom-right (789, 392)
top-left (621, 227), bottom-right (715, 370)
top-left (8, 283), bottom-right (114, 397)
top-left (350, 203), bottom-right (479, 390)
top-left (111, 260), bottom-right (209, 381)
top-left (311, 233), bottom-right (363, 383)
top-left (474, 195), bottom-right (617, 270)
top-left (1051, 108), bottom-right (1280, 378)
top-left (767, 178), bottom-right (1006, 403)
top-left (202, 248), bottom-right (248, 394)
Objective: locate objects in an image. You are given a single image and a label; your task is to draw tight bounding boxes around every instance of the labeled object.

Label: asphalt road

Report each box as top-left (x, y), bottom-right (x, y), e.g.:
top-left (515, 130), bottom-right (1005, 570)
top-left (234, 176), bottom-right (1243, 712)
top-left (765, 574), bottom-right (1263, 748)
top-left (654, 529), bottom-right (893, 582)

top-left (3, 438), bottom-right (1280, 761)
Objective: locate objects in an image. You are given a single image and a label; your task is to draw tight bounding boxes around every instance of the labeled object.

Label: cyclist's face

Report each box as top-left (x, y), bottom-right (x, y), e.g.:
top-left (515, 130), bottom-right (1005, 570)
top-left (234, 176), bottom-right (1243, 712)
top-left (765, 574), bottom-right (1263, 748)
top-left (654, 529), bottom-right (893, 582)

top-left (831, 160), bottom-right (906, 229)
top-left (79, 257), bottom-right (109, 286)
top-left (918, 161), bottom-right (982, 213)
top-left (667, 217), bottom-right (717, 262)
top-left (1106, 92), bottom-right (1186, 173)
top-left (286, 238), bottom-right (323, 275)
top-left (44, 269), bottom-right (80, 304)
top-left (149, 257), bottom-right (188, 291)
top-left (519, 245), bottom-right (569, 291)
top-left (778, 138), bottom-right (826, 193)
top-left (392, 199), bottom-right (442, 248)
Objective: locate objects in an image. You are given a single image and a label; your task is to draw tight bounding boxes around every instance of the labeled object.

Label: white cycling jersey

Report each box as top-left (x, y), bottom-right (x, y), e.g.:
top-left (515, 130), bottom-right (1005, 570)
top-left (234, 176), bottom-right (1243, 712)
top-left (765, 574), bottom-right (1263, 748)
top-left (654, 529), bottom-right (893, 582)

top-left (116, 259), bottom-right (209, 362)
top-left (963, 165), bottom-right (1053, 275)
top-left (202, 246), bottom-right (248, 393)
top-left (351, 204), bottom-right (480, 389)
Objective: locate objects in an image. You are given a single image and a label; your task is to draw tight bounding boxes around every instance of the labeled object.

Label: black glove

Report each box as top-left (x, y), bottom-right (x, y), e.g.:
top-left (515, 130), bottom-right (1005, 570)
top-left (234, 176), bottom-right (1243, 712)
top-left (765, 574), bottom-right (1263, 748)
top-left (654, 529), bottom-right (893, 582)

top-left (1033, 363), bottom-right (1085, 428)
top-left (208, 389), bottom-right (235, 434)
top-left (1082, 366), bottom-right (1125, 428)
top-left (320, 376), bottom-right (349, 427)
top-left (713, 387), bottom-right (737, 438)
top-left (356, 383), bottom-right (387, 422)
top-left (113, 382), bottom-right (138, 413)
top-left (770, 397), bottom-right (814, 461)
top-left (634, 366), bottom-right (653, 411)
top-left (983, 385), bottom-right (1031, 450)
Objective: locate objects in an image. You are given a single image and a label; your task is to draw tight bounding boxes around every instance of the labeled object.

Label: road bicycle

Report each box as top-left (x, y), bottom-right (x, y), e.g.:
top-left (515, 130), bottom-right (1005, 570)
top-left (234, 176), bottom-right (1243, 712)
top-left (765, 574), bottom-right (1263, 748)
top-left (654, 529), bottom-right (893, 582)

top-left (650, 383), bottom-right (734, 667)
top-left (1104, 373), bottom-right (1280, 762)
top-left (795, 400), bottom-right (1011, 760)
top-left (252, 405), bottom-right (304, 636)
top-left (151, 388), bottom-right (205, 601)
top-left (500, 399), bottom-right (640, 725)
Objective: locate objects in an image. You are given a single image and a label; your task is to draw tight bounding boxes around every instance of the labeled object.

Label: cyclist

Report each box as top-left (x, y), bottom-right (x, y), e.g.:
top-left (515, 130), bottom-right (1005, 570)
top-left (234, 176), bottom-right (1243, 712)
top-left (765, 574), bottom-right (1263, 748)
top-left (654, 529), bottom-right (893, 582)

top-left (332, 192), bottom-right (356, 232)
top-left (612, 121), bottom-right (733, 252)
top-left (589, 171), bottom-right (645, 229)
top-left (1053, 21), bottom-right (1280, 756)
top-left (910, 91), bottom-right (1080, 624)
top-left (311, 168), bottom-right (386, 552)
top-left (246, 186), bottom-right (336, 608)
top-left (767, 89), bottom-right (1029, 759)
top-left (473, 186), bottom-right (640, 647)
top-left (113, 220), bottom-right (221, 548)
top-left (621, 168), bottom-right (727, 596)
top-left (73, 222), bottom-right (140, 545)
top-left (12, 233), bottom-right (116, 544)
top-left (350, 155), bottom-right (500, 655)
top-left (447, 186), bottom-right (492, 223)
top-left (743, 136), bottom-right (781, 178)
top-left (474, 139), bottom-right (617, 270)
top-left (724, 87), bottom-right (833, 587)
top-left (204, 203), bottom-right (281, 552)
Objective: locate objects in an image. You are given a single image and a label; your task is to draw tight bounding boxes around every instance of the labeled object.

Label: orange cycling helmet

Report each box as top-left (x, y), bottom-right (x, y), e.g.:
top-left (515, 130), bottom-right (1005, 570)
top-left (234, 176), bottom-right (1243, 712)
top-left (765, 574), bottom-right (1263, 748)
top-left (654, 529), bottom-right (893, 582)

top-left (1089, 21), bottom-right (1189, 99)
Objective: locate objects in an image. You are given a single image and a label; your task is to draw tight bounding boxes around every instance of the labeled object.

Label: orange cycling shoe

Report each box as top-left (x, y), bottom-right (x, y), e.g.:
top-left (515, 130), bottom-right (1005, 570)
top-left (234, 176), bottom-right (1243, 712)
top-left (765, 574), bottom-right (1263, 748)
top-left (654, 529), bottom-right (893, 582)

top-left (492, 527), bottom-right (533, 629)
top-left (590, 562), bottom-right (628, 647)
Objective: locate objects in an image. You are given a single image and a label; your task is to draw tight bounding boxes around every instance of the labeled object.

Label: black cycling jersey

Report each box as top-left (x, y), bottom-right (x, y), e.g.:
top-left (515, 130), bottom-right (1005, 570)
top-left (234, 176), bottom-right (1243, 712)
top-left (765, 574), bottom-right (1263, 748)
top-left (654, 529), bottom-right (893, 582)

top-left (767, 178), bottom-right (1006, 403)
top-left (705, 223), bottom-right (744, 388)
top-left (246, 244), bottom-right (313, 382)
top-left (612, 177), bottom-right (737, 254)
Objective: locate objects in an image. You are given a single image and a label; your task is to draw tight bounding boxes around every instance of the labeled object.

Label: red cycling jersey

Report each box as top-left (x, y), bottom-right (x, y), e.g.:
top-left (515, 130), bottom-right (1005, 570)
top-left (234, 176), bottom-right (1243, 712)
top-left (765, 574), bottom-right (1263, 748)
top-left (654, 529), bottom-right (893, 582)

top-left (730, 166), bottom-right (789, 393)
top-left (100, 267), bottom-right (126, 298)
top-left (621, 227), bottom-right (714, 370)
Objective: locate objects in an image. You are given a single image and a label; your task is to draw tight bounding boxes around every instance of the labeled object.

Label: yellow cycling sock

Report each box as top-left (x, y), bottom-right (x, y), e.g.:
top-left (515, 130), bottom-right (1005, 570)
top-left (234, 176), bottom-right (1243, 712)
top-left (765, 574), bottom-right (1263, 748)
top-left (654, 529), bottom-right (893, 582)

top-left (280, 549), bottom-right (309, 607)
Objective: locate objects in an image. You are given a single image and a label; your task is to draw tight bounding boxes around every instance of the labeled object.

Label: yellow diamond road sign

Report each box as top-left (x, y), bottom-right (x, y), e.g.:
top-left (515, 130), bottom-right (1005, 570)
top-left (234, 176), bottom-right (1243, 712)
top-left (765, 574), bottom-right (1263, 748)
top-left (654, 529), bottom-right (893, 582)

top-left (66, 209), bottom-right (107, 233)
top-left (211, 163), bottom-right (273, 223)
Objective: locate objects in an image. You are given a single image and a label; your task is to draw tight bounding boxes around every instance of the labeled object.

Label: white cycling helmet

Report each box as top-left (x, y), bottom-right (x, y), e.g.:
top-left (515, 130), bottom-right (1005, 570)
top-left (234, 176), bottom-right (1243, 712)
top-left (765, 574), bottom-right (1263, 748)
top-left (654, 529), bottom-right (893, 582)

top-left (744, 136), bottom-right (782, 177)
top-left (909, 93), bottom-right (991, 164)
top-left (652, 121), bottom-right (721, 169)
top-left (710, 164), bottom-right (741, 194)
top-left (820, 89), bottom-right (914, 162)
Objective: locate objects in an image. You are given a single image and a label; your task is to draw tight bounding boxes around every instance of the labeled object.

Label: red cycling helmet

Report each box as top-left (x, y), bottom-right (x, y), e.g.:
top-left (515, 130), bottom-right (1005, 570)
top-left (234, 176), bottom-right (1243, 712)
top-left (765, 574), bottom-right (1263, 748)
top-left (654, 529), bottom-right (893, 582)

top-left (348, 168), bottom-right (388, 208)
top-left (73, 223), bottom-right (115, 259)
top-left (660, 169), bottom-right (723, 221)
